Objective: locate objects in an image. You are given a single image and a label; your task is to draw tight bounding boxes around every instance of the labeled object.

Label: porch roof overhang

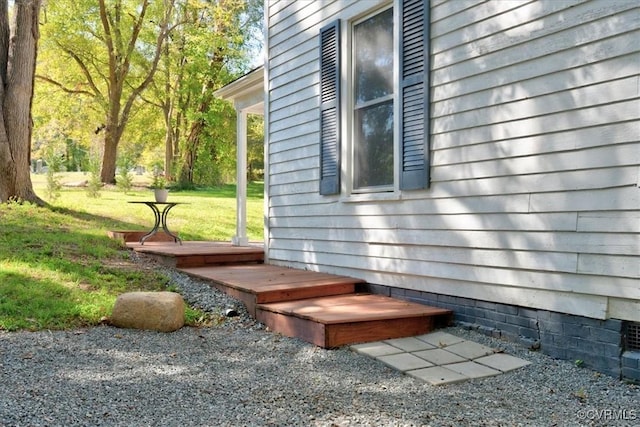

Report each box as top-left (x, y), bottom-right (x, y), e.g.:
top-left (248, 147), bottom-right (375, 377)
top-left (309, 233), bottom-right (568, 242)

top-left (214, 66), bottom-right (264, 115)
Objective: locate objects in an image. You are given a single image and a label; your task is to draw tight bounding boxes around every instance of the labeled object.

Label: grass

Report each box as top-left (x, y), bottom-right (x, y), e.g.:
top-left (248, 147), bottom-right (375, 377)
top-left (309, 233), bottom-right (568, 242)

top-left (0, 173), bottom-right (264, 331)
top-left (34, 172), bottom-right (264, 241)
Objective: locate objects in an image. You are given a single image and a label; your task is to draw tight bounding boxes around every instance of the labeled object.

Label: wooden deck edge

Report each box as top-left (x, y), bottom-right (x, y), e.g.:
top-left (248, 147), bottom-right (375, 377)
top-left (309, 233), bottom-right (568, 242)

top-left (256, 308), bottom-right (450, 348)
top-left (256, 283), bottom-right (357, 304)
top-left (325, 316), bottom-right (436, 347)
top-left (178, 269), bottom-right (258, 296)
top-left (175, 253), bottom-right (264, 268)
top-left (256, 309), bottom-right (327, 347)
top-left (108, 230), bottom-right (176, 244)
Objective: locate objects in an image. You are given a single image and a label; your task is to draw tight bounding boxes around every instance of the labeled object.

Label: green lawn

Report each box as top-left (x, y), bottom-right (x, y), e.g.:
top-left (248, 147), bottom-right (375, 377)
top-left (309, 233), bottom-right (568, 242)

top-left (0, 173), bottom-right (264, 331)
top-left (33, 172), bottom-right (264, 242)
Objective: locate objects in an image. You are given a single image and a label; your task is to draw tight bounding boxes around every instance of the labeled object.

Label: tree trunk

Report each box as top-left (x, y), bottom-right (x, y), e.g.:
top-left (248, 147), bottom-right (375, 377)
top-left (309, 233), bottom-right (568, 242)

top-left (178, 117), bottom-right (205, 185)
top-left (0, 0), bottom-right (43, 205)
top-left (163, 107), bottom-right (174, 180)
top-left (100, 129), bottom-right (119, 184)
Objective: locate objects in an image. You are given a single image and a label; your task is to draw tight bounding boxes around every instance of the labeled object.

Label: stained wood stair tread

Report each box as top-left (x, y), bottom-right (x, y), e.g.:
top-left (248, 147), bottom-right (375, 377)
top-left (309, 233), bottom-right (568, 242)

top-left (258, 294), bottom-right (452, 324)
top-left (180, 264), bottom-right (364, 294)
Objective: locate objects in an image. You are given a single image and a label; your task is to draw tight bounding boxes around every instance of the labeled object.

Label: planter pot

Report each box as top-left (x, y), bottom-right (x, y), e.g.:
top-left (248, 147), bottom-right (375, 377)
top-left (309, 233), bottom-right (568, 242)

top-left (154, 189), bottom-right (169, 203)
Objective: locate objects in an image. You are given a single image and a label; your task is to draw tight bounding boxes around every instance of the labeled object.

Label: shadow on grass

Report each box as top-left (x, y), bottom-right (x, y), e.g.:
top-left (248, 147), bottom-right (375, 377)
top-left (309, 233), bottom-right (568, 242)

top-left (50, 206), bottom-right (149, 232)
top-left (0, 203), bottom-right (172, 331)
top-left (0, 270), bottom-right (108, 331)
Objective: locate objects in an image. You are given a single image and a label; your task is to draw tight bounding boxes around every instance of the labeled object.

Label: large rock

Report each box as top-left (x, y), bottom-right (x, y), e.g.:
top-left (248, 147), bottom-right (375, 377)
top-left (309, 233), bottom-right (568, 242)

top-left (111, 292), bottom-right (185, 332)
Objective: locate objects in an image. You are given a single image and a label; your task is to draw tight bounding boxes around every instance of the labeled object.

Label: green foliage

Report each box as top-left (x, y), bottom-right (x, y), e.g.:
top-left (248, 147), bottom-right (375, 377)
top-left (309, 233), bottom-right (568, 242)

top-left (149, 171), bottom-right (167, 189)
top-left (0, 202), bottom-right (169, 331)
top-left (247, 114), bottom-right (265, 181)
top-left (34, 0), bottom-right (264, 187)
top-left (1, 176), bottom-right (264, 331)
top-left (184, 308), bottom-right (225, 328)
top-left (86, 156), bottom-right (102, 198)
top-left (116, 168), bottom-right (134, 193)
top-left (42, 145), bottom-right (64, 200)
top-left (45, 169), bottom-right (62, 201)
top-left (116, 152), bottom-right (137, 193)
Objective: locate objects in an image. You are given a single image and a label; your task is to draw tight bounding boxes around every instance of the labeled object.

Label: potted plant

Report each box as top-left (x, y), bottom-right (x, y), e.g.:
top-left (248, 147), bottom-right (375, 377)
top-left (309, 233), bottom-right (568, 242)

top-left (150, 172), bottom-right (169, 203)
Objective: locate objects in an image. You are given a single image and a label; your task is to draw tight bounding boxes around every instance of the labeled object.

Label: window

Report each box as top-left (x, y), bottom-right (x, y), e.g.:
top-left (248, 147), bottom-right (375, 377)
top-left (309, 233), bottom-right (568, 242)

top-left (353, 7), bottom-right (394, 191)
top-left (319, 0), bottom-right (430, 196)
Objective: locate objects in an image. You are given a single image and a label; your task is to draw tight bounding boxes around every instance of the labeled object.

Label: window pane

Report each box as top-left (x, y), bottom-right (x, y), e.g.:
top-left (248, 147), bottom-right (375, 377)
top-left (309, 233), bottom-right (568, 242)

top-left (354, 8), bottom-right (393, 105)
top-left (354, 101), bottom-right (394, 189)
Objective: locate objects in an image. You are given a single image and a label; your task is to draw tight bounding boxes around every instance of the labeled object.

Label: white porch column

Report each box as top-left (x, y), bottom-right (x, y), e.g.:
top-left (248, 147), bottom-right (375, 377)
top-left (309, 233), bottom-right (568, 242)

top-left (232, 109), bottom-right (249, 246)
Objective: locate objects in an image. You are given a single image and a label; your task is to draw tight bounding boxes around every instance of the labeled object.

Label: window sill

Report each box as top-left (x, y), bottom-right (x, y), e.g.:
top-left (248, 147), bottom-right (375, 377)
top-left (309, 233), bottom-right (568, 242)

top-left (340, 192), bottom-right (401, 203)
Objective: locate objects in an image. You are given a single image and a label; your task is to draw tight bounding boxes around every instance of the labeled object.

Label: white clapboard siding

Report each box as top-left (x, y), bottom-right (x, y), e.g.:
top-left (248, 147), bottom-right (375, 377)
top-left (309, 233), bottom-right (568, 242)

top-left (433, 2), bottom-right (637, 69)
top-left (430, 167), bottom-right (638, 198)
top-left (269, 212), bottom-right (578, 232)
top-left (433, 144), bottom-right (639, 181)
top-left (268, 192), bottom-right (532, 214)
top-left (432, 0), bottom-right (586, 53)
top-left (268, 226), bottom-right (639, 256)
top-left (577, 212), bottom-right (640, 233)
top-left (269, 238), bottom-right (579, 273)
top-left (270, 95), bottom-right (318, 125)
top-left (530, 186), bottom-right (640, 213)
top-left (270, 132), bottom-right (320, 156)
top-left (434, 77), bottom-right (638, 134)
top-left (578, 254), bottom-right (640, 279)
top-left (433, 54), bottom-right (639, 116)
top-left (269, 140), bottom-right (317, 159)
top-left (432, 32), bottom-right (638, 104)
top-left (267, 245), bottom-right (639, 299)
top-left (266, 0), bottom-right (640, 320)
top-left (435, 122), bottom-right (639, 164)
top-left (269, 120), bottom-right (317, 144)
top-left (433, 99), bottom-right (639, 148)
top-left (432, 8), bottom-right (639, 81)
top-left (267, 251), bottom-right (608, 319)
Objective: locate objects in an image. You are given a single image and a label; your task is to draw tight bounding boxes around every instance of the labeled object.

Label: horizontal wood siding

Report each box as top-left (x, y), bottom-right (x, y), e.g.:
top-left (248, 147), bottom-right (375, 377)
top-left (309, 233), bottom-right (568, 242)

top-left (266, 0), bottom-right (640, 320)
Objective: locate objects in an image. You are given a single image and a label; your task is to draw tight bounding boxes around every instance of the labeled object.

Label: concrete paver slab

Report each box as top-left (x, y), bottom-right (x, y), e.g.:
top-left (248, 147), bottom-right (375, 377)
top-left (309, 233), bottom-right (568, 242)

top-left (384, 337), bottom-right (436, 352)
top-left (413, 348), bottom-right (467, 365)
top-left (444, 361), bottom-right (501, 379)
top-left (406, 366), bottom-right (469, 385)
top-left (416, 331), bottom-right (465, 348)
top-left (475, 353), bottom-right (532, 372)
top-left (350, 331), bottom-right (531, 386)
top-left (377, 353), bottom-right (434, 372)
top-left (351, 342), bottom-right (404, 358)
top-left (444, 341), bottom-right (495, 359)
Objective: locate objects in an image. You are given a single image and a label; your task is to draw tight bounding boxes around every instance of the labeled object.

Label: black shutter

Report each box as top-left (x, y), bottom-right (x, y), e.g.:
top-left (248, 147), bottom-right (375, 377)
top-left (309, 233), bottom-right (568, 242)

top-left (400, 0), bottom-right (430, 190)
top-left (319, 20), bottom-right (341, 195)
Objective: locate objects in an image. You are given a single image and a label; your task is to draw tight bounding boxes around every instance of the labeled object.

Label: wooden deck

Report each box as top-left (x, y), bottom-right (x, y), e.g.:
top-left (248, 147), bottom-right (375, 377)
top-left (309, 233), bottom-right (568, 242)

top-left (118, 237), bottom-right (452, 348)
top-left (179, 264), bottom-right (361, 316)
top-left (125, 241), bottom-right (265, 268)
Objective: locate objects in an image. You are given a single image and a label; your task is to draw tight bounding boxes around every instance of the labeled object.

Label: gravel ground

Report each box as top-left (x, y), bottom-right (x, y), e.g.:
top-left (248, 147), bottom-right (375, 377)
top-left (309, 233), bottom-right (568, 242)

top-left (1, 255), bottom-right (639, 427)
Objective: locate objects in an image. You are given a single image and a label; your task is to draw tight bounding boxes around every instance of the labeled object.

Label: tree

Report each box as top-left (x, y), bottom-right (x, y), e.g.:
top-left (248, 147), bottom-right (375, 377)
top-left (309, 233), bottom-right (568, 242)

top-left (0, 0), bottom-right (43, 204)
top-left (38, 0), bottom-right (175, 184)
top-left (143, 0), bottom-right (263, 187)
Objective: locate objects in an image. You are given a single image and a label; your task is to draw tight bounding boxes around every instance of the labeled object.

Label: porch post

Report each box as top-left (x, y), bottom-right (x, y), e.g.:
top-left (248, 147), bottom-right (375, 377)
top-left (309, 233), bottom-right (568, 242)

top-left (232, 109), bottom-right (249, 246)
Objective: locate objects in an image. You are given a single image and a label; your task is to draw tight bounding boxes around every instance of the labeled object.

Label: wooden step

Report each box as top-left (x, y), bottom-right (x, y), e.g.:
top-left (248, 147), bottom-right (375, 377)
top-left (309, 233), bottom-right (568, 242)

top-left (179, 264), bottom-right (364, 316)
top-left (108, 230), bottom-right (176, 243)
top-left (127, 241), bottom-right (264, 268)
top-left (256, 294), bottom-right (453, 348)
top-left (117, 239), bottom-right (453, 348)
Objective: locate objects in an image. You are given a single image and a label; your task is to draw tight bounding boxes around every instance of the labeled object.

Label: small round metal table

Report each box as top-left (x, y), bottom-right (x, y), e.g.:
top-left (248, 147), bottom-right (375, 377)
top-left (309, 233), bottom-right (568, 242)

top-left (128, 201), bottom-right (183, 245)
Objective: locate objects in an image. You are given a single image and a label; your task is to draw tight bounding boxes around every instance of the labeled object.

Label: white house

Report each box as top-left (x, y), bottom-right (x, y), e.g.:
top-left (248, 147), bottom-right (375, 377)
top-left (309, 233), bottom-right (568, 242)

top-left (219, 0), bottom-right (639, 380)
